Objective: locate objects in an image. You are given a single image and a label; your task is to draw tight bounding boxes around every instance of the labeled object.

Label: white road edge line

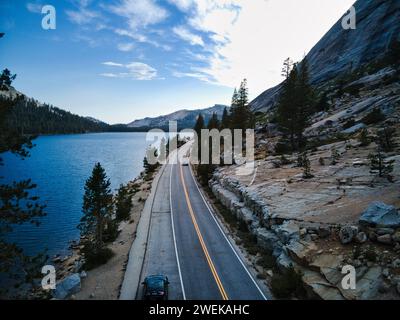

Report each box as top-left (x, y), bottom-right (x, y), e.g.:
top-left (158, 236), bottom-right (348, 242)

top-left (188, 164), bottom-right (268, 301)
top-left (169, 154), bottom-right (187, 300)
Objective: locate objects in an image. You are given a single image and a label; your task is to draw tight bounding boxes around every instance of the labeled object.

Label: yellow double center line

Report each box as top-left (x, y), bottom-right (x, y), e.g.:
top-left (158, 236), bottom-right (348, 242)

top-left (179, 164), bottom-right (229, 300)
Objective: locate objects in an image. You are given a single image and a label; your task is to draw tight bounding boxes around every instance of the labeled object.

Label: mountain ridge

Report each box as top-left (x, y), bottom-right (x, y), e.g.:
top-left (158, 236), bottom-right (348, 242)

top-left (250, 0), bottom-right (400, 113)
top-left (127, 104), bottom-right (229, 130)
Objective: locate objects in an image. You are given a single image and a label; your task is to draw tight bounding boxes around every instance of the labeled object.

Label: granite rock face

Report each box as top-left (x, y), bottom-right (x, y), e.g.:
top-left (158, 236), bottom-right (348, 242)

top-left (250, 0), bottom-right (400, 112)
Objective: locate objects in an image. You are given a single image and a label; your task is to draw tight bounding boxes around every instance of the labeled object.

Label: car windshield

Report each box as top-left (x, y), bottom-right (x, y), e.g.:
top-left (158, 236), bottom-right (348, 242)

top-left (147, 277), bottom-right (164, 290)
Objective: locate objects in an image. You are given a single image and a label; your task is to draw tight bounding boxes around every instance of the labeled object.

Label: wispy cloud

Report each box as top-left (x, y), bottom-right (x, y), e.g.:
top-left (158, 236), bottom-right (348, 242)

top-left (65, 0), bottom-right (101, 25)
top-left (66, 8), bottom-right (100, 25)
top-left (117, 43), bottom-right (135, 52)
top-left (173, 26), bottom-right (204, 47)
top-left (109, 0), bottom-right (168, 30)
top-left (114, 28), bottom-right (171, 51)
top-left (26, 2), bottom-right (43, 14)
top-left (167, 0), bottom-right (193, 12)
top-left (101, 61), bottom-right (158, 80)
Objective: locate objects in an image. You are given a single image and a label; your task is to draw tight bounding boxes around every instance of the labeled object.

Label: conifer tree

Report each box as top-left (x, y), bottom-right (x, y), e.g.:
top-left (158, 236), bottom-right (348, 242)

top-left (230, 79), bottom-right (254, 130)
top-left (79, 163), bottom-right (113, 254)
top-left (0, 61), bottom-right (46, 296)
top-left (281, 57), bottom-right (294, 79)
top-left (221, 107), bottom-right (230, 129)
top-left (207, 112), bottom-right (220, 130)
top-left (276, 57), bottom-right (315, 151)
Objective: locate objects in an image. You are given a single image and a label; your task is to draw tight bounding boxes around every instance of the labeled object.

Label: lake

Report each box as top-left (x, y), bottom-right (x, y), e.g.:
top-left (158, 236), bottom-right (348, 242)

top-left (1, 132), bottom-right (152, 257)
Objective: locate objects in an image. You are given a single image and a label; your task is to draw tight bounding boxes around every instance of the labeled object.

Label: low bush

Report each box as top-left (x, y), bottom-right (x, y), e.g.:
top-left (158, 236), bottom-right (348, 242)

top-left (270, 266), bottom-right (307, 299)
top-left (82, 244), bottom-right (114, 270)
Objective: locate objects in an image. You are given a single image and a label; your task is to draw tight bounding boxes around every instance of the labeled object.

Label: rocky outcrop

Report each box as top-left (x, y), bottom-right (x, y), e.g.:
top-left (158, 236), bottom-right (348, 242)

top-left (250, 0), bottom-right (400, 112)
top-left (210, 172), bottom-right (400, 300)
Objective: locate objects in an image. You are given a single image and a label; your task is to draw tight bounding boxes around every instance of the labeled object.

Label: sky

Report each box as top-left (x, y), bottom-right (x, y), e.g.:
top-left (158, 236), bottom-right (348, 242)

top-left (0, 0), bottom-right (355, 124)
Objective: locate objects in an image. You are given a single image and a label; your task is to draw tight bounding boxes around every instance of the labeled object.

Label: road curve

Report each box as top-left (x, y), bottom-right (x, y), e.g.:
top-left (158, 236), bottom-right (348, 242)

top-left (138, 144), bottom-right (268, 300)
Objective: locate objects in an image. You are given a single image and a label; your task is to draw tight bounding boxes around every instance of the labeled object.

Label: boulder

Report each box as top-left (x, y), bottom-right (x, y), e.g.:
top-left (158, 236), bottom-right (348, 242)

top-left (339, 226), bottom-right (358, 244)
top-left (392, 259), bottom-right (400, 269)
top-left (286, 240), bottom-right (317, 266)
top-left (318, 226), bottom-right (331, 239)
top-left (392, 231), bottom-right (400, 243)
top-left (376, 228), bottom-right (395, 236)
top-left (377, 234), bottom-right (392, 245)
top-left (274, 220), bottom-right (300, 244)
top-left (355, 232), bottom-right (367, 244)
top-left (53, 273), bottom-right (81, 300)
top-left (255, 228), bottom-right (280, 252)
top-left (359, 202), bottom-right (400, 228)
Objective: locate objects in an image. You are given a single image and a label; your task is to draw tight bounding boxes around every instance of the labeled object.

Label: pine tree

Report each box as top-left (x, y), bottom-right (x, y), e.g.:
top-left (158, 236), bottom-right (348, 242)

top-left (301, 152), bottom-right (313, 179)
top-left (0, 63), bottom-right (46, 296)
top-left (316, 92), bottom-right (330, 112)
top-left (221, 107), bottom-right (230, 129)
top-left (358, 128), bottom-right (371, 147)
top-left (281, 57), bottom-right (294, 79)
top-left (194, 114), bottom-right (205, 137)
top-left (0, 68), bottom-right (16, 90)
top-left (207, 112), bottom-right (220, 130)
top-left (276, 64), bottom-right (299, 151)
top-left (115, 184), bottom-right (133, 221)
top-left (295, 57), bottom-right (315, 147)
top-left (376, 127), bottom-right (396, 152)
top-left (276, 57), bottom-right (315, 151)
top-left (143, 146), bottom-right (159, 175)
top-left (369, 151), bottom-right (394, 181)
top-left (230, 79), bottom-right (254, 130)
top-left (79, 163), bottom-right (113, 254)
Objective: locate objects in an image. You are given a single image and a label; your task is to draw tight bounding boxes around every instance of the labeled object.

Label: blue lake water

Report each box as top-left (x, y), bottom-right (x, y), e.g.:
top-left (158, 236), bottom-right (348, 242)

top-left (1, 132), bottom-right (151, 257)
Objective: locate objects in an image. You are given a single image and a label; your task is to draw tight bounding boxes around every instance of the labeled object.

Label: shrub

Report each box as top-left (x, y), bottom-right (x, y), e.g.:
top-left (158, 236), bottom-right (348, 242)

top-left (362, 108), bottom-right (385, 125)
top-left (319, 157), bottom-right (325, 166)
top-left (82, 243), bottom-right (114, 270)
top-left (331, 148), bottom-right (341, 165)
top-left (358, 128), bottom-right (371, 147)
top-left (365, 247), bottom-right (377, 262)
top-left (376, 127), bottom-right (396, 152)
top-left (270, 266), bottom-right (307, 299)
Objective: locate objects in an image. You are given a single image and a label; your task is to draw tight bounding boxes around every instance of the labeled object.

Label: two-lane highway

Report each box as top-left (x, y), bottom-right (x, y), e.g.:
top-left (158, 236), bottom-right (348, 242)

top-left (137, 144), bottom-right (268, 300)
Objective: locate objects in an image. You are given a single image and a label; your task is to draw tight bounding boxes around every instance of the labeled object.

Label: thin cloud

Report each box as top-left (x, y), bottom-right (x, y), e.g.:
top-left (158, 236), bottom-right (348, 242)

top-left (117, 43), bottom-right (135, 52)
top-left (101, 61), bottom-right (158, 80)
top-left (109, 0), bottom-right (168, 30)
top-left (26, 2), bottom-right (43, 14)
top-left (173, 26), bottom-right (204, 47)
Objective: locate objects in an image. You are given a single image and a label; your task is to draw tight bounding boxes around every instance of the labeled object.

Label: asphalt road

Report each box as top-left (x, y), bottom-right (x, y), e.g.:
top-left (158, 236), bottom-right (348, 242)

top-left (138, 146), bottom-right (267, 300)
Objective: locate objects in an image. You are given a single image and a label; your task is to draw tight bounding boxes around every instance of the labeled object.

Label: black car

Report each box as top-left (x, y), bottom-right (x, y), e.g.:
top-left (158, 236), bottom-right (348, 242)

top-left (142, 275), bottom-right (169, 300)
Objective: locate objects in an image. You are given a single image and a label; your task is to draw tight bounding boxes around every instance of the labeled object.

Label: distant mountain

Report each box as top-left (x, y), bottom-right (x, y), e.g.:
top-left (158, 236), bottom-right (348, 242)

top-left (127, 104), bottom-right (229, 130)
top-left (250, 0), bottom-right (400, 112)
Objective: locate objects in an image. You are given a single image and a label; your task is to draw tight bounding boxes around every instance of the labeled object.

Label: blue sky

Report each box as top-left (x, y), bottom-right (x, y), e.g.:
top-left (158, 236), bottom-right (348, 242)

top-left (0, 0), bottom-right (355, 124)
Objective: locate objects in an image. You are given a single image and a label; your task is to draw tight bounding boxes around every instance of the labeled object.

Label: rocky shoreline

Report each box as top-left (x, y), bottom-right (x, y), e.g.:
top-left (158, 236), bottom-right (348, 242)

top-left (32, 172), bottom-right (155, 300)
